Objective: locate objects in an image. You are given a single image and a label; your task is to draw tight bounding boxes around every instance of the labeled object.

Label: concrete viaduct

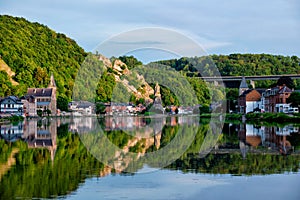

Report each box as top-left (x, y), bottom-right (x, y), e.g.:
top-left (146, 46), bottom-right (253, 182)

top-left (200, 74), bottom-right (300, 88)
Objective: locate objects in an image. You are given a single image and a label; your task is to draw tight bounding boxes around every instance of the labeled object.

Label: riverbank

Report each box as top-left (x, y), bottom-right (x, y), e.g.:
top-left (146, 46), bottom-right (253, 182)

top-left (0, 115), bottom-right (24, 125)
top-left (200, 113), bottom-right (300, 124)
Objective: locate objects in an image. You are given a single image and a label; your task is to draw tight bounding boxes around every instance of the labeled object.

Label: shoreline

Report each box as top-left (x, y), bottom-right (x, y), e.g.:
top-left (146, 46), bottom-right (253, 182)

top-left (200, 113), bottom-right (300, 125)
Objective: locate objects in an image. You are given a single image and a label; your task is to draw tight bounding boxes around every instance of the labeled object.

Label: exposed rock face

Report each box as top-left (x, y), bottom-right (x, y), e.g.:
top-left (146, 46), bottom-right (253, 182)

top-left (0, 58), bottom-right (19, 85)
top-left (98, 54), bottom-right (154, 103)
top-left (98, 54), bottom-right (112, 68)
top-left (113, 59), bottom-right (126, 72)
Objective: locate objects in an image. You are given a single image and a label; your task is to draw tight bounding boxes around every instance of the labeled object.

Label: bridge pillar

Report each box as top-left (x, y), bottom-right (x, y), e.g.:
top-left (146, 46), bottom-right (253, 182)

top-left (250, 80), bottom-right (255, 89)
top-left (214, 80), bottom-right (218, 86)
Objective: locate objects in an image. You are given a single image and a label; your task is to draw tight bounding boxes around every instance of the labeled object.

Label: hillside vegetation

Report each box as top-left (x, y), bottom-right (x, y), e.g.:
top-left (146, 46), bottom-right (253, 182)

top-left (0, 15), bottom-right (86, 98)
top-left (1, 15), bottom-right (299, 106)
top-left (156, 54), bottom-right (300, 88)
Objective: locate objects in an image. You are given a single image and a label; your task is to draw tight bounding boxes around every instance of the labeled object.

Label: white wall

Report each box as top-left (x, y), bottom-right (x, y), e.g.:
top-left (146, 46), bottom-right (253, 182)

top-left (245, 101), bottom-right (260, 113)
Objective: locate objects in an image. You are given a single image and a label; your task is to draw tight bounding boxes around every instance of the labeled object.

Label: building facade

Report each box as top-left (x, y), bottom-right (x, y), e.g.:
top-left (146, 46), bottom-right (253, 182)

top-left (238, 89), bottom-right (262, 114)
top-left (0, 96), bottom-right (23, 115)
top-left (25, 74), bottom-right (57, 116)
top-left (262, 85), bottom-right (292, 113)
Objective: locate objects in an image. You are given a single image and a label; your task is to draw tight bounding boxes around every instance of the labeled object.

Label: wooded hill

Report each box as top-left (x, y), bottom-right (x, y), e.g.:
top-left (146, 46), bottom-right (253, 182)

top-left (1, 15), bottom-right (299, 107)
top-left (156, 54), bottom-right (300, 88)
top-left (0, 15), bottom-right (86, 98)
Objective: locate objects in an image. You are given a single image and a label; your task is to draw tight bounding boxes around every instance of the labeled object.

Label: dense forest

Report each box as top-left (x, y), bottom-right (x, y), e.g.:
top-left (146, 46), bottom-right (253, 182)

top-left (0, 15), bottom-right (86, 99)
top-left (1, 15), bottom-right (300, 107)
top-left (156, 54), bottom-right (300, 89)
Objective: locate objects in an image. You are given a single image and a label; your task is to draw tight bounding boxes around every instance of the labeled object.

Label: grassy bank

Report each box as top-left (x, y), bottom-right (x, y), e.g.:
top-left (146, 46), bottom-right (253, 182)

top-left (200, 113), bottom-right (300, 124)
top-left (0, 116), bottom-right (24, 124)
top-left (245, 113), bottom-right (300, 124)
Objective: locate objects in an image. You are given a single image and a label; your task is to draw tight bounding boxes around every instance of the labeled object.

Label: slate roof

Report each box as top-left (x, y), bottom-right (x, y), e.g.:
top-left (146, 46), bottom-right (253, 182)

top-left (0, 96), bottom-right (23, 104)
top-left (239, 89), bottom-right (253, 97)
top-left (239, 76), bottom-right (248, 89)
top-left (278, 86), bottom-right (292, 94)
top-left (27, 88), bottom-right (53, 97)
top-left (255, 89), bottom-right (266, 95)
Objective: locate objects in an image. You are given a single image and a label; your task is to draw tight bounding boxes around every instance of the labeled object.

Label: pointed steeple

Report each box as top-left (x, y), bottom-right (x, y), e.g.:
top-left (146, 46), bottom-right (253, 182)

top-left (154, 82), bottom-right (162, 104)
top-left (48, 73), bottom-right (56, 88)
top-left (239, 76), bottom-right (249, 95)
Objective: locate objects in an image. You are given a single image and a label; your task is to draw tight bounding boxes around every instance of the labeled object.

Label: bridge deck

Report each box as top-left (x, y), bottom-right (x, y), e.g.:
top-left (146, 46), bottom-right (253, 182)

top-left (200, 74), bottom-right (300, 81)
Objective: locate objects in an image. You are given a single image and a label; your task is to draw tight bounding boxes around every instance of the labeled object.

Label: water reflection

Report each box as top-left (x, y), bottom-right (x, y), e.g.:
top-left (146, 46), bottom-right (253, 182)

top-left (1, 117), bottom-right (300, 162)
top-left (236, 124), bottom-right (300, 157)
top-left (1, 119), bottom-right (58, 160)
top-left (76, 116), bottom-right (201, 173)
top-left (0, 117), bottom-right (300, 199)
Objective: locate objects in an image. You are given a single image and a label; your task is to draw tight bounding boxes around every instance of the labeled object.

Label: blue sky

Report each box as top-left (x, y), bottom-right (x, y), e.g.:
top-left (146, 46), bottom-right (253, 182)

top-left (1, 0), bottom-right (300, 62)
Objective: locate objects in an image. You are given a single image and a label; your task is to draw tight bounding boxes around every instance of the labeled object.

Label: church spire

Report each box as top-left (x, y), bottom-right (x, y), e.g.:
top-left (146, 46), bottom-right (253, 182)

top-left (48, 73), bottom-right (56, 88)
top-left (239, 76), bottom-right (249, 95)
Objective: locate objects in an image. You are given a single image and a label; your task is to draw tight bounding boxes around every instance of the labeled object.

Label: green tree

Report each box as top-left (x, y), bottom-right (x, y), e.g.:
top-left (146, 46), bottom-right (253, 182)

top-left (95, 103), bottom-right (106, 114)
top-left (118, 55), bottom-right (143, 69)
top-left (0, 15), bottom-right (86, 98)
top-left (57, 96), bottom-right (69, 111)
top-left (37, 110), bottom-right (43, 117)
top-left (287, 92), bottom-right (300, 108)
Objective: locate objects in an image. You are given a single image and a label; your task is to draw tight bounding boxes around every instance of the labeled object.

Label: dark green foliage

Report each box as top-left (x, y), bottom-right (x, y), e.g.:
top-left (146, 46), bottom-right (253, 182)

top-left (105, 130), bottom-right (133, 148)
top-left (168, 153), bottom-right (300, 175)
top-left (95, 72), bottom-right (116, 102)
top-left (72, 53), bottom-right (106, 101)
top-left (276, 76), bottom-right (295, 88)
top-left (0, 70), bottom-right (13, 96)
top-left (0, 140), bottom-right (12, 164)
top-left (246, 112), bottom-right (300, 123)
top-left (57, 123), bottom-right (69, 138)
top-left (0, 132), bottom-right (104, 199)
top-left (95, 103), bottom-right (106, 114)
top-left (118, 55), bottom-right (143, 69)
top-left (0, 15), bottom-right (86, 98)
top-left (37, 110), bottom-right (43, 117)
top-left (160, 85), bottom-right (179, 106)
top-left (187, 77), bottom-right (211, 104)
top-left (57, 96), bottom-right (69, 111)
top-left (200, 105), bottom-right (211, 113)
top-left (156, 54), bottom-right (300, 89)
top-left (287, 92), bottom-right (300, 108)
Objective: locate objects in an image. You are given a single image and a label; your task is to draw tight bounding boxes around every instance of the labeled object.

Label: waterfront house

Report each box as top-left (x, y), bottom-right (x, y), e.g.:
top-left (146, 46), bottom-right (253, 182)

top-left (68, 101), bottom-right (95, 115)
top-left (25, 74), bottom-right (57, 116)
top-left (20, 95), bottom-right (37, 117)
top-left (238, 89), bottom-right (262, 114)
top-left (0, 96), bottom-right (23, 115)
top-left (0, 121), bottom-right (24, 142)
top-left (262, 85), bottom-right (292, 113)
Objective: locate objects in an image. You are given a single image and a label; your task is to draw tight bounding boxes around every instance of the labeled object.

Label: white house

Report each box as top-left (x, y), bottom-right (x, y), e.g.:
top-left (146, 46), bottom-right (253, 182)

top-left (68, 101), bottom-right (95, 115)
top-left (0, 96), bottom-right (23, 115)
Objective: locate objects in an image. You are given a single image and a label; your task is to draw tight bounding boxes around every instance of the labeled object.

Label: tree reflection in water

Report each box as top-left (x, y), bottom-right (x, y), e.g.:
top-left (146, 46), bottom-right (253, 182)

top-left (0, 117), bottom-right (299, 199)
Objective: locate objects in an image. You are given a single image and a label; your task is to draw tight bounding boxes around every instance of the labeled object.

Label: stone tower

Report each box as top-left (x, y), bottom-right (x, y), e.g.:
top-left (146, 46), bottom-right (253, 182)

top-left (239, 76), bottom-right (249, 96)
top-left (48, 73), bottom-right (56, 88)
top-left (48, 73), bottom-right (57, 115)
top-left (154, 82), bottom-right (162, 104)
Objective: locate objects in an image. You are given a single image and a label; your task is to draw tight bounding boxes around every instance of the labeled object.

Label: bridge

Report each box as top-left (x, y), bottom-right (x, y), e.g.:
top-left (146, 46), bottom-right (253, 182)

top-left (200, 74), bottom-right (300, 88)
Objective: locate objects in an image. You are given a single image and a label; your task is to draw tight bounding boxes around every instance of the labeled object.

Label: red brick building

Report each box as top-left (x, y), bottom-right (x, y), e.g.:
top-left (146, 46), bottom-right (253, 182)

top-left (262, 85), bottom-right (292, 113)
top-left (238, 89), bottom-right (262, 114)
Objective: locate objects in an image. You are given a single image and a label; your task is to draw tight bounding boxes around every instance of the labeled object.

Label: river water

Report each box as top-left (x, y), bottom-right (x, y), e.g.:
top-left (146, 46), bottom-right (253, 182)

top-left (0, 116), bottom-right (299, 199)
